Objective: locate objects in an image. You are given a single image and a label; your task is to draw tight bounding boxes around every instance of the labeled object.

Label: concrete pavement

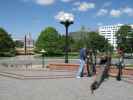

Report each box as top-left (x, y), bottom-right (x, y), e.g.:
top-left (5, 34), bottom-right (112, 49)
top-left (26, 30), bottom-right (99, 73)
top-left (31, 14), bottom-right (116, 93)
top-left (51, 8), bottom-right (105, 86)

top-left (0, 76), bottom-right (133, 100)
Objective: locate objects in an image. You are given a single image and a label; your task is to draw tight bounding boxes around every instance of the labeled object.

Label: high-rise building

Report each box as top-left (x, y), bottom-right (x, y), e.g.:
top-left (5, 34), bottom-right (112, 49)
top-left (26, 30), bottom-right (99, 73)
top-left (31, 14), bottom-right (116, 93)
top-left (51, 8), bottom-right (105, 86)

top-left (99, 24), bottom-right (133, 49)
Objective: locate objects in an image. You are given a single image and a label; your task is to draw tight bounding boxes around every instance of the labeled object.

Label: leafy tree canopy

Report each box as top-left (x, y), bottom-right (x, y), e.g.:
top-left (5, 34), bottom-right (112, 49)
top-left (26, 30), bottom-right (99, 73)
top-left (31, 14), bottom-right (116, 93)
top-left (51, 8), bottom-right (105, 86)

top-left (0, 27), bottom-right (15, 56)
top-left (116, 25), bottom-right (133, 53)
top-left (35, 27), bottom-right (63, 55)
top-left (86, 32), bottom-right (113, 53)
top-left (14, 40), bottom-right (24, 48)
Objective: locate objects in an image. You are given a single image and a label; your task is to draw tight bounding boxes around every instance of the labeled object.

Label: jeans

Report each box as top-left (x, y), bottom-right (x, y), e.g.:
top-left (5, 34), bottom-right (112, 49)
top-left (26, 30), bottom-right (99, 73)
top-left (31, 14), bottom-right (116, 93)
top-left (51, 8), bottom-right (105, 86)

top-left (77, 59), bottom-right (85, 77)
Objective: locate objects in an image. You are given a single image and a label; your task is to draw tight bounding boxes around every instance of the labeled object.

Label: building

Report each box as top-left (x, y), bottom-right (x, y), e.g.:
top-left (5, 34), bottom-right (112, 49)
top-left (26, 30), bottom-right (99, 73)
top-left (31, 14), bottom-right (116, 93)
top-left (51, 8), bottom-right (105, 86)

top-left (24, 33), bottom-right (34, 48)
top-left (14, 33), bottom-right (35, 55)
top-left (99, 24), bottom-right (133, 49)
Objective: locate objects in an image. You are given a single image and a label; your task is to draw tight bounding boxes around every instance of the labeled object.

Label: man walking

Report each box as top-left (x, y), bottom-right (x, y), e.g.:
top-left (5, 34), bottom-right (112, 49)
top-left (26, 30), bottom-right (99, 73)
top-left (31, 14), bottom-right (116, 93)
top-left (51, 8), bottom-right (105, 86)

top-left (76, 48), bottom-right (86, 78)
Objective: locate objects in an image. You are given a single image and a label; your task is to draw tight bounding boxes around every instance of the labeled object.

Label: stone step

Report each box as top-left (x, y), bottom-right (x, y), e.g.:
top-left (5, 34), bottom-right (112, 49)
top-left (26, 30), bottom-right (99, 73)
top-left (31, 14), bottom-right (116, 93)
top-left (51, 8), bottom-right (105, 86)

top-left (0, 70), bottom-right (76, 79)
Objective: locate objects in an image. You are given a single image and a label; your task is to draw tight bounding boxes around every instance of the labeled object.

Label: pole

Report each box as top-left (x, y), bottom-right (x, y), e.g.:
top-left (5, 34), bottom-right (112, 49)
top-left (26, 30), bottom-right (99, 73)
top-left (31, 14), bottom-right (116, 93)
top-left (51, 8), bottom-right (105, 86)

top-left (42, 54), bottom-right (45, 68)
top-left (116, 60), bottom-right (122, 81)
top-left (65, 25), bottom-right (69, 63)
top-left (116, 49), bottom-right (124, 81)
top-left (24, 35), bottom-right (27, 55)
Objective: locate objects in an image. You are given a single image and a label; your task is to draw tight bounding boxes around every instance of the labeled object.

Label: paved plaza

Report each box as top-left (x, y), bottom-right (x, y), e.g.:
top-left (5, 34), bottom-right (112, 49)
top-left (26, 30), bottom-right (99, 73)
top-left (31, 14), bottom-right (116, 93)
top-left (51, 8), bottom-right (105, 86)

top-left (0, 76), bottom-right (133, 100)
top-left (0, 56), bottom-right (133, 100)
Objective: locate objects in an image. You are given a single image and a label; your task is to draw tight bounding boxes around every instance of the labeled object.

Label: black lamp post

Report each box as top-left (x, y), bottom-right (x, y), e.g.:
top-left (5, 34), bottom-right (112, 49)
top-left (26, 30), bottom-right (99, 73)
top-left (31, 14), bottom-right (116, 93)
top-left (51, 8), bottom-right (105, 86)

top-left (60, 21), bottom-right (73, 63)
top-left (59, 13), bottom-right (74, 63)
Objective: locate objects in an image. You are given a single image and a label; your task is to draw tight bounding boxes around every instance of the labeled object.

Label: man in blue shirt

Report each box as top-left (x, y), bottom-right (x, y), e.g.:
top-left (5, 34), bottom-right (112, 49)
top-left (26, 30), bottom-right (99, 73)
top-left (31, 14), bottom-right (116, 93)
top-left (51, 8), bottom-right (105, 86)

top-left (76, 48), bottom-right (86, 78)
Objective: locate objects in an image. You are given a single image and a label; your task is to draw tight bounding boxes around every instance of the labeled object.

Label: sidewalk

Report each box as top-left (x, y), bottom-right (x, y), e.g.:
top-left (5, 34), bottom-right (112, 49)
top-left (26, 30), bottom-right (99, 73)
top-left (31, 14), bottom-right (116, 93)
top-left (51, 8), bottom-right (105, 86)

top-left (0, 76), bottom-right (133, 100)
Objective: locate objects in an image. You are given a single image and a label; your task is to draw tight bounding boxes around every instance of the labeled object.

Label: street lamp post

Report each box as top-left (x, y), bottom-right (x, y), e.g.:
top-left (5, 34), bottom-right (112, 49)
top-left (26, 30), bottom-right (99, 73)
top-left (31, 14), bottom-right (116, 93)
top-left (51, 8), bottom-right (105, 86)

top-left (59, 13), bottom-right (74, 63)
top-left (40, 49), bottom-right (46, 68)
top-left (60, 21), bottom-right (73, 63)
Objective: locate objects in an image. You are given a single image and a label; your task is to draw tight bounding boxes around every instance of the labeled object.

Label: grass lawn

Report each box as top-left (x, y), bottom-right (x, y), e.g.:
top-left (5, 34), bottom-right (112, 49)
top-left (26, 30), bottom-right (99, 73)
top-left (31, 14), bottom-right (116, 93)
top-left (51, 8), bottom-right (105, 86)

top-left (34, 52), bottom-right (79, 59)
top-left (126, 64), bottom-right (133, 68)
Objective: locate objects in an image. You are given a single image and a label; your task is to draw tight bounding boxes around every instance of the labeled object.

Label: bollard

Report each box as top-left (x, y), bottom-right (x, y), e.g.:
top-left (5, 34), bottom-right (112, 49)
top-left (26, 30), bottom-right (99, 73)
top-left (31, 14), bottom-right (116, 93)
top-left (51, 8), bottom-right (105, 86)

top-left (86, 49), bottom-right (96, 77)
top-left (116, 48), bottom-right (124, 81)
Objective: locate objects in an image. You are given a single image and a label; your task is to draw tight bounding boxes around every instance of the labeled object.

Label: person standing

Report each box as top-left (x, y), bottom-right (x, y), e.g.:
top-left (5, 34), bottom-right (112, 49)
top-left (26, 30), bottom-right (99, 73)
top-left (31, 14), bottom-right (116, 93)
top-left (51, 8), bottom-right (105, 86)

top-left (86, 49), bottom-right (96, 77)
top-left (76, 48), bottom-right (86, 78)
top-left (116, 48), bottom-right (124, 81)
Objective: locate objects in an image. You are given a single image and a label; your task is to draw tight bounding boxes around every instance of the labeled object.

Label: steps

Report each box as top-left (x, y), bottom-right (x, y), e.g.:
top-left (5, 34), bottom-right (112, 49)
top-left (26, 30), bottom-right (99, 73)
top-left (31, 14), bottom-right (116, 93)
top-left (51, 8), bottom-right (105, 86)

top-left (0, 70), bottom-right (77, 79)
top-left (0, 63), bottom-right (132, 80)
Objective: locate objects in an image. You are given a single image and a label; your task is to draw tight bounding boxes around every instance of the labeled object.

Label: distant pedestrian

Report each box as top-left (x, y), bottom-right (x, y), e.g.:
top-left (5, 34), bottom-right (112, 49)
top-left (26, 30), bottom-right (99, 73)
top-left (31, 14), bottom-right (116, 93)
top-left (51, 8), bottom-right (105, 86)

top-left (76, 48), bottom-right (86, 78)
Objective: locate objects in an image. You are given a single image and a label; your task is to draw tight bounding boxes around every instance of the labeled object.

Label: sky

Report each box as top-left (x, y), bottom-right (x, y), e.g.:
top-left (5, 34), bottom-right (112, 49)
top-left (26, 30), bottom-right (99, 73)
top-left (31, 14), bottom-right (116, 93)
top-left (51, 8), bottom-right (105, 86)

top-left (0, 0), bottom-right (133, 40)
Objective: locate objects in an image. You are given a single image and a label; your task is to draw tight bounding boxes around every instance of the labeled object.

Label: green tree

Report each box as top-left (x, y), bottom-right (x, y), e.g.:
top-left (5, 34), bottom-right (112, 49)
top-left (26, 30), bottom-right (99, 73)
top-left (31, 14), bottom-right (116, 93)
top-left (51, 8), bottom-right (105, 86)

top-left (116, 25), bottom-right (132, 53)
top-left (85, 31), bottom-right (113, 65)
top-left (35, 27), bottom-right (63, 56)
top-left (58, 35), bottom-right (75, 52)
top-left (14, 40), bottom-right (24, 48)
top-left (70, 26), bottom-right (89, 51)
top-left (127, 30), bottom-right (133, 55)
top-left (86, 32), bottom-right (113, 53)
top-left (0, 28), bottom-right (15, 56)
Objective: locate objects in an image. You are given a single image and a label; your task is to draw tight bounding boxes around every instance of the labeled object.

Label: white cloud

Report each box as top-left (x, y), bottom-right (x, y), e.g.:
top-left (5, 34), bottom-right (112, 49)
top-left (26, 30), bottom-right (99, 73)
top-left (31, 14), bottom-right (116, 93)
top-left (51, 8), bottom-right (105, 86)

top-left (78, 2), bottom-right (95, 11)
top-left (73, 2), bottom-right (95, 12)
top-left (55, 11), bottom-right (74, 22)
top-left (109, 7), bottom-right (133, 17)
top-left (97, 9), bottom-right (108, 16)
top-left (61, 0), bottom-right (73, 2)
top-left (21, 0), bottom-right (55, 5)
top-left (122, 7), bottom-right (133, 16)
top-left (35, 0), bottom-right (55, 5)
top-left (110, 9), bottom-right (121, 17)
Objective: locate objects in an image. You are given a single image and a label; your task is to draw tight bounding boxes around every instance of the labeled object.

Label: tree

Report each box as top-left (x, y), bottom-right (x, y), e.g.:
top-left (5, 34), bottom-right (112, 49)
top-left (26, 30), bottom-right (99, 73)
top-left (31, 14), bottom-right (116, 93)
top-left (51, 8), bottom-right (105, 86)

top-left (0, 27), bottom-right (15, 56)
top-left (85, 31), bottom-right (113, 65)
top-left (69, 26), bottom-right (89, 51)
top-left (58, 35), bottom-right (75, 52)
top-left (116, 25), bottom-right (133, 53)
top-left (35, 27), bottom-right (63, 56)
top-left (86, 32), bottom-right (113, 53)
top-left (127, 30), bottom-right (133, 55)
top-left (14, 40), bottom-right (24, 48)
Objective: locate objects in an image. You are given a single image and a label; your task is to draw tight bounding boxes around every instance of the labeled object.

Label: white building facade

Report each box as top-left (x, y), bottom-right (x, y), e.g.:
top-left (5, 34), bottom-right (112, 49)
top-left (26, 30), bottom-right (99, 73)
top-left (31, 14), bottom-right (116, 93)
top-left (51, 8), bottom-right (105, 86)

top-left (99, 24), bottom-right (133, 50)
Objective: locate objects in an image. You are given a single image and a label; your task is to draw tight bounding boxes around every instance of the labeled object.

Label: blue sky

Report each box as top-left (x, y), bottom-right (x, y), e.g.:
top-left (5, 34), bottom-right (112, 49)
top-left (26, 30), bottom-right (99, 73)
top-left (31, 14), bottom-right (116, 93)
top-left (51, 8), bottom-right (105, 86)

top-left (0, 0), bottom-right (133, 40)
